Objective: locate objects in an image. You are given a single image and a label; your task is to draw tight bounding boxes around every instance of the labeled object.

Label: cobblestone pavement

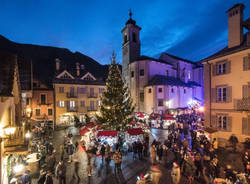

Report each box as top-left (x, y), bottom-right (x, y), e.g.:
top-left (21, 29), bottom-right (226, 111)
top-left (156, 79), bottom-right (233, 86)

top-left (32, 127), bottom-right (245, 184)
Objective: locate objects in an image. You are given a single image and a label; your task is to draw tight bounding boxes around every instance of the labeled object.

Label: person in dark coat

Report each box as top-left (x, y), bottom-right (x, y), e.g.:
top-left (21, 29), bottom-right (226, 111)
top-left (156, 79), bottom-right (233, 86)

top-left (44, 171), bottom-right (53, 184)
top-left (47, 154), bottom-right (56, 173)
top-left (37, 169), bottom-right (47, 184)
top-left (100, 144), bottom-right (106, 163)
top-left (157, 144), bottom-right (163, 163)
top-left (56, 161), bottom-right (67, 184)
top-left (48, 142), bottom-right (54, 155)
top-left (21, 170), bottom-right (31, 184)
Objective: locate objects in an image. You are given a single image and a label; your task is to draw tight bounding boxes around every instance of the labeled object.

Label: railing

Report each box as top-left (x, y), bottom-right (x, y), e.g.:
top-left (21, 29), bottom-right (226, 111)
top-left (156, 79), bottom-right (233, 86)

top-left (87, 106), bottom-right (97, 111)
top-left (4, 127), bottom-right (26, 148)
top-left (66, 92), bottom-right (78, 98)
top-left (67, 106), bottom-right (78, 112)
top-left (234, 98), bottom-right (250, 111)
top-left (87, 93), bottom-right (98, 98)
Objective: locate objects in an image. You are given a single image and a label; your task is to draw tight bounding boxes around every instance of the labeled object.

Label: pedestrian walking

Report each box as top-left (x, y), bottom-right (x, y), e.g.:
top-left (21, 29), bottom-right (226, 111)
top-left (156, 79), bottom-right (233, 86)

top-left (151, 165), bottom-right (162, 184)
top-left (67, 142), bottom-right (75, 162)
top-left (100, 144), bottom-right (106, 163)
top-left (151, 144), bottom-right (157, 165)
top-left (59, 144), bottom-right (65, 161)
top-left (72, 157), bottom-right (81, 182)
top-left (113, 149), bottom-right (122, 174)
top-left (156, 144), bottom-right (163, 163)
top-left (47, 153), bottom-right (56, 173)
top-left (55, 161), bottom-right (67, 184)
top-left (37, 169), bottom-right (46, 184)
top-left (171, 162), bottom-right (181, 184)
top-left (21, 170), bottom-right (31, 184)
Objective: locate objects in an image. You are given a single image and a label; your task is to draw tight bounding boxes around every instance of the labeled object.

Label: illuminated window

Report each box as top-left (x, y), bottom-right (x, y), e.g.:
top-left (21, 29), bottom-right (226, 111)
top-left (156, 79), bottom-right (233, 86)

top-left (59, 101), bottom-right (65, 107)
top-left (217, 87), bottom-right (227, 102)
top-left (218, 115), bottom-right (227, 130)
top-left (69, 101), bottom-right (75, 108)
top-left (188, 71), bottom-right (191, 79)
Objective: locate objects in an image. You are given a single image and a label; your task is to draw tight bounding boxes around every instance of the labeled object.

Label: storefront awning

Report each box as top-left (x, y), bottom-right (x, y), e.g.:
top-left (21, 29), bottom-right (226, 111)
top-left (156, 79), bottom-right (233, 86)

top-left (127, 128), bottom-right (144, 135)
top-left (97, 130), bottom-right (118, 137)
top-left (79, 128), bottom-right (89, 136)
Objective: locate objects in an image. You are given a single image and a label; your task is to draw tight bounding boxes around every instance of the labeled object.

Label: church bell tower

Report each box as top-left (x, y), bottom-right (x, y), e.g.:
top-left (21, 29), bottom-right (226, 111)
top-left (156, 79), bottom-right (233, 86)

top-left (121, 10), bottom-right (141, 88)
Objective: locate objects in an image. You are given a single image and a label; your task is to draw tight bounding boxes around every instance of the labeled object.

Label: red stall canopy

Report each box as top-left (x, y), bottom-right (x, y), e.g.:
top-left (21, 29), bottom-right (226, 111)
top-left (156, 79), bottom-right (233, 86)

top-left (86, 122), bottom-right (95, 129)
top-left (150, 113), bottom-right (161, 119)
top-left (79, 128), bottom-right (89, 136)
top-left (127, 128), bottom-right (144, 135)
top-left (162, 117), bottom-right (176, 120)
top-left (162, 114), bottom-right (174, 118)
top-left (97, 130), bottom-right (118, 137)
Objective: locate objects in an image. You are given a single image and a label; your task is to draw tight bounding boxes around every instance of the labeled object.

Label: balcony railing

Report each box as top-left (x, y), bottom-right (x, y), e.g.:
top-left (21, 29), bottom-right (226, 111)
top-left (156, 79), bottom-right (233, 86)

top-left (234, 98), bottom-right (250, 111)
top-left (4, 127), bottom-right (26, 148)
top-left (87, 106), bottom-right (97, 111)
top-left (67, 106), bottom-right (78, 112)
top-left (66, 92), bottom-right (78, 98)
top-left (87, 93), bottom-right (98, 98)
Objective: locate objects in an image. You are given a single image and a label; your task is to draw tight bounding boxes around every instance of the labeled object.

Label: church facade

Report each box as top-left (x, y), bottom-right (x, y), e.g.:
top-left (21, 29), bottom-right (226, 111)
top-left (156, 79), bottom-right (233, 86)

top-left (122, 12), bottom-right (204, 114)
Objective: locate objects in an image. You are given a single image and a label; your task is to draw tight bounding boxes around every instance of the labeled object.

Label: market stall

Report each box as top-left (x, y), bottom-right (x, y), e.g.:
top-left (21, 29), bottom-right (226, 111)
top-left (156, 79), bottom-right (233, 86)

top-left (97, 130), bottom-right (118, 147)
top-left (149, 113), bottom-right (161, 128)
top-left (162, 114), bottom-right (176, 129)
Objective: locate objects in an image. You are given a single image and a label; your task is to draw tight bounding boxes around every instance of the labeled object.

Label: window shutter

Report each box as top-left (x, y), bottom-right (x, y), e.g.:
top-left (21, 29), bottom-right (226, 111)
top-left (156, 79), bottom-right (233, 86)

top-left (226, 86), bottom-right (232, 103)
top-left (211, 115), bottom-right (217, 128)
top-left (227, 116), bottom-right (232, 131)
top-left (211, 88), bottom-right (216, 102)
top-left (226, 61), bottom-right (231, 74)
top-left (242, 85), bottom-right (248, 99)
top-left (212, 64), bottom-right (217, 76)
top-left (242, 117), bottom-right (248, 135)
top-left (243, 56), bottom-right (249, 71)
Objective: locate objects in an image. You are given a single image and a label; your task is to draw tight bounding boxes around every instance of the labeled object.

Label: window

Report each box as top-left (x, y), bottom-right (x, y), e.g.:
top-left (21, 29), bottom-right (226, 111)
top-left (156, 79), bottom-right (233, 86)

top-left (140, 92), bottom-right (144, 102)
top-left (171, 88), bottom-right (174, 93)
top-left (217, 87), bottom-right (227, 102)
top-left (84, 74), bottom-right (94, 81)
top-left (184, 89), bottom-right (186, 94)
top-left (48, 108), bottom-right (53, 116)
top-left (188, 71), bottom-right (191, 79)
top-left (132, 32), bottom-right (137, 42)
top-left (158, 99), bottom-right (163, 106)
top-left (166, 70), bottom-right (169, 76)
top-left (59, 101), bottom-right (65, 107)
top-left (26, 98), bottom-right (30, 105)
top-left (217, 62), bottom-right (227, 75)
top-left (35, 109), bottom-right (40, 116)
top-left (158, 88), bottom-right (162, 93)
top-left (40, 94), bottom-right (46, 105)
top-left (59, 87), bottom-right (64, 93)
top-left (69, 101), bottom-right (75, 108)
top-left (124, 34), bottom-right (128, 43)
top-left (148, 88), bottom-right (152, 93)
top-left (80, 101), bottom-right (85, 107)
top-left (139, 69), bottom-right (144, 76)
top-left (99, 88), bottom-right (105, 93)
top-left (243, 56), bottom-right (250, 71)
top-left (218, 115), bottom-right (227, 130)
top-left (242, 116), bottom-right (250, 135)
top-left (131, 71), bottom-right (134, 78)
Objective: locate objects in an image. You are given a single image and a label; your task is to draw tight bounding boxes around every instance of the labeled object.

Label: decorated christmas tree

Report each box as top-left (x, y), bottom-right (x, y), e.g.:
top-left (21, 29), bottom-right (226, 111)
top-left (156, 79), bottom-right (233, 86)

top-left (97, 52), bottom-right (135, 131)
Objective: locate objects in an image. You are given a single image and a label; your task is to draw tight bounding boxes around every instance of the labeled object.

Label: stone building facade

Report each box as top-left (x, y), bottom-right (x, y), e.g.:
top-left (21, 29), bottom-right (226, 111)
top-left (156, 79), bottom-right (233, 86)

top-left (122, 13), bottom-right (203, 114)
top-left (202, 4), bottom-right (250, 142)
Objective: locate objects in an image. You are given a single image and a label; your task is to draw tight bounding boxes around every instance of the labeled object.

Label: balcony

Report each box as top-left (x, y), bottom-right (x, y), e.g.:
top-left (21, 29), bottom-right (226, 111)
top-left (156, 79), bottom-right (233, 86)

top-left (87, 93), bottom-right (98, 98)
top-left (87, 106), bottom-right (97, 111)
top-left (4, 127), bottom-right (28, 152)
top-left (234, 98), bottom-right (250, 111)
top-left (67, 106), bottom-right (78, 112)
top-left (66, 92), bottom-right (78, 98)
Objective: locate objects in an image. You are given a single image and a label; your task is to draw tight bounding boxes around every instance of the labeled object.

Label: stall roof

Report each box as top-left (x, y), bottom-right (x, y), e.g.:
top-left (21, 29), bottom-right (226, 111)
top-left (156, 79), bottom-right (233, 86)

top-left (97, 130), bottom-right (118, 137)
top-left (162, 117), bottom-right (176, 120)
top-left (86, 122), bottom-right (95, 129)
top-left (79, 128), bottom-right (89, 136)
top-left (127, 128), bottom-right (144, 135)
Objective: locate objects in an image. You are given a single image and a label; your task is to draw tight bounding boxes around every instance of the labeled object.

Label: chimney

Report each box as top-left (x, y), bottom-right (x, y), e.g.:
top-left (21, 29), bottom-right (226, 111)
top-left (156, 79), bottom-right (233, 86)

top-left (76, 62), bottom-right (80, 76)
top-left (55, 58), bottom-right (61, 71)
top-left (227, 4), bottom-right (245, 48)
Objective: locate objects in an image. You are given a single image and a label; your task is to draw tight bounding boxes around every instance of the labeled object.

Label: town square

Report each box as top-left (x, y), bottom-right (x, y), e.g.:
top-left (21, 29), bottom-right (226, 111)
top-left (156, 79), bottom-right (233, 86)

top-left (0, 1), bottom-right (250, 184)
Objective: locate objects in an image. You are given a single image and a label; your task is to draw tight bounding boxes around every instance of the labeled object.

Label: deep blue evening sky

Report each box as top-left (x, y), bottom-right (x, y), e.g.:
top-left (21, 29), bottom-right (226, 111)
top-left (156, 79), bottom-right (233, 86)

top-left (1, 0), bottom-right (250, 64)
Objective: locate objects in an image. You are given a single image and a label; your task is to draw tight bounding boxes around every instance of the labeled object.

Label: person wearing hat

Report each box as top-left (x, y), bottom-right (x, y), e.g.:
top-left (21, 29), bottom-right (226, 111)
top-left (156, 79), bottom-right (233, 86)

top-left (171, 162), bottom-right (181, 184)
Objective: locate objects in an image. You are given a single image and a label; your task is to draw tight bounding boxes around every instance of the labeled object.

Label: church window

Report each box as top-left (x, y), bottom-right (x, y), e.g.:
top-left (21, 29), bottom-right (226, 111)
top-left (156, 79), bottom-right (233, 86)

top-left (158, 99), bottom-right (163, 107)
top-left (131, 71), bottom-right (134, 78)
top-left (132, 32), bottom-right (137, 43)
top-left (124, 34), bottom-right (128, 43)
top-left (184, 89), bottom-right (186, 94)
top-left (171, 88), bottom-right (174, 93)
top-left (158, 88), bottom-right (162, 93)
top-left (188, 71), bottom-right (191, 79)
top-left (140, 92), bottom-right (144, 102)
top-left (139, 69), bottom-right (144, 76)
top-left (148, 88), bottom-right (152, 93)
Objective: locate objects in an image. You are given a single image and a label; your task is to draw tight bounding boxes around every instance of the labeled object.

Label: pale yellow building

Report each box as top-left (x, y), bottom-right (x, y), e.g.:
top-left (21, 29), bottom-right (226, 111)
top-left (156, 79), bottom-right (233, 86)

top-left (202, 4), bottom-right (250, 143)
top-left (53, 60), bottom-right (105, 125)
